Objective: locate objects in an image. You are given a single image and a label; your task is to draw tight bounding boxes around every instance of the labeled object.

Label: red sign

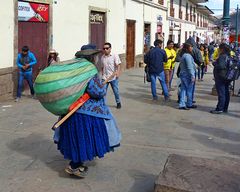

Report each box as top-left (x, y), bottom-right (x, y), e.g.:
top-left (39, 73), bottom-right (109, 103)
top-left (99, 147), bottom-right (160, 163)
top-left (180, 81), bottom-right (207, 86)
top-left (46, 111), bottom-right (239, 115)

top-left (18, 1), bottom-right (49, 22)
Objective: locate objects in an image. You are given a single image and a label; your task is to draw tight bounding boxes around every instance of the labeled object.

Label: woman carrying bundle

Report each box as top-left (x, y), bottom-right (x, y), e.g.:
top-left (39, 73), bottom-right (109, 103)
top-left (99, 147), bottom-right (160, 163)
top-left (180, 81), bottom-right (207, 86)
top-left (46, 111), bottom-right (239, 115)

top-left (55, 44), bottom-right (121, 178)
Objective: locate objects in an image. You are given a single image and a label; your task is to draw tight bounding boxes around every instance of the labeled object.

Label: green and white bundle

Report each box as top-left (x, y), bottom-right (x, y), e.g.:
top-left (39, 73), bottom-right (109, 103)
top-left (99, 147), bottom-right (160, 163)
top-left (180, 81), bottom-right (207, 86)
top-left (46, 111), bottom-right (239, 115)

top-left (34, 58), bottom-right (97, 115)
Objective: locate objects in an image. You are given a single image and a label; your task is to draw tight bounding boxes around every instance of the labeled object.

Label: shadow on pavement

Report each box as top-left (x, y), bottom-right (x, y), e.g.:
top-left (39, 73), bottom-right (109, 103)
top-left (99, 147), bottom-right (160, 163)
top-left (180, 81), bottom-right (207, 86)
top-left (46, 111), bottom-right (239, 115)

top-left (7, 133), bottom-right (72, 178)
top-left (128, 169), bottom-right (156, 192)
top-left (176, 120), bottom-right (240, 156)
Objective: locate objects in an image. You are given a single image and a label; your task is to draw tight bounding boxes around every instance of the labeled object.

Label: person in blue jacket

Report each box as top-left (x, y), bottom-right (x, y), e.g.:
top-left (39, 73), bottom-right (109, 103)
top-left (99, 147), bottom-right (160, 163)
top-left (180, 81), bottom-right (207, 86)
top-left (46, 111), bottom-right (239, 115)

top-left (55, 44), bottom-right (121, 178)
top-left (16, 46), bottom-right (37, 102)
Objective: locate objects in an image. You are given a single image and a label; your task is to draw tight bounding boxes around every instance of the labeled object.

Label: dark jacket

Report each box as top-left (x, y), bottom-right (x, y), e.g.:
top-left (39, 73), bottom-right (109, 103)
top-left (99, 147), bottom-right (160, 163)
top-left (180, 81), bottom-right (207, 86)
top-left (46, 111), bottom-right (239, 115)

top-left (144, 47), bottom-right (167, 74)
top-left (213, 53), bottom-right (228, 80)
top-left (185, 37), bottom-right (203, 66)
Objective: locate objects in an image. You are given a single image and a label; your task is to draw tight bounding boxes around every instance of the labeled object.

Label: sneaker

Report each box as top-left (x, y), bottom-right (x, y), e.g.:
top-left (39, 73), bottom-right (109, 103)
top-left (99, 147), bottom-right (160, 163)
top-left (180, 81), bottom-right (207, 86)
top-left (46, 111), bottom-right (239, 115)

top-left (179, 107), bottom-right (190, 110)
top-left (187, 105), bottom-right (197, 109)
top-left (15, 97), bottom-right (20, 102)
top-left (116, 103), bottom-right (121, 109)
top-left (65, 165), bottom-right (88, 178)
top-left (210, 110), bottom-right (223, 114)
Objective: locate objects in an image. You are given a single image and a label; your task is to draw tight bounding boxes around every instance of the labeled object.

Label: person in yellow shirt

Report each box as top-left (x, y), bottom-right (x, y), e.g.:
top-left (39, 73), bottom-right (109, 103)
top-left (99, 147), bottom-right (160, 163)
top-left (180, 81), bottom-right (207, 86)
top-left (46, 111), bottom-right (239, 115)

top-left (164, 40), bottom-right (176, 90)
top-left (198, 44), bottom-right (209, 81)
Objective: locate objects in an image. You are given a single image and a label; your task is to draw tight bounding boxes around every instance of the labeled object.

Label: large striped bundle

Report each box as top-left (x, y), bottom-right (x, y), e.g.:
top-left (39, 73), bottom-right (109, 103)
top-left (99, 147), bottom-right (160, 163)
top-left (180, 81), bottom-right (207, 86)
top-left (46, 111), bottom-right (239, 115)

top-left (34, 58), bottom-right (98, 115)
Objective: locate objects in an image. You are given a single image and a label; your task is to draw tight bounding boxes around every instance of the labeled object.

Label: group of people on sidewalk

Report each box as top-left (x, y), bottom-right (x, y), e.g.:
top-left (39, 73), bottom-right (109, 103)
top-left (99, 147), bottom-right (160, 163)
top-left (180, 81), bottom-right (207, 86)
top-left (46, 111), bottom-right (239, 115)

top-left (144, 37), bottom-right (239, 114)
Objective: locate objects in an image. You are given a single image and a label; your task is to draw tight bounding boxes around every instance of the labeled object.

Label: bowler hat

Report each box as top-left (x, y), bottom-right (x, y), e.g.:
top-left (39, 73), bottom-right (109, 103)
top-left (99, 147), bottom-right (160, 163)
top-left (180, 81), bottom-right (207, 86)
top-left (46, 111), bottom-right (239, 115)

top-left (75, 44), bottom-right (101, 58)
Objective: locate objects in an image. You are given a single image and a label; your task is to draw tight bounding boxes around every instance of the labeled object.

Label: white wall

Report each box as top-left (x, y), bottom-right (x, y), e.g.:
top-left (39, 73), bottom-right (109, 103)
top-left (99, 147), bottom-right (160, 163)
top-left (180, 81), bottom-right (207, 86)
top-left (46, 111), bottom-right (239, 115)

top-left (52, 0), bottom-right (125, 61)
top-left (0, 0), bottom-right (14, 69)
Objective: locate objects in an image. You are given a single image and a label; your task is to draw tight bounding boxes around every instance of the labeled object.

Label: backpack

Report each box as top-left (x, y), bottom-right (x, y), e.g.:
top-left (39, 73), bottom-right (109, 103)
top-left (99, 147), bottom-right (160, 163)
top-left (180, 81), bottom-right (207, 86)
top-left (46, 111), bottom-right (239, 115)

top-left (225, 56), bottom-right (240, 82)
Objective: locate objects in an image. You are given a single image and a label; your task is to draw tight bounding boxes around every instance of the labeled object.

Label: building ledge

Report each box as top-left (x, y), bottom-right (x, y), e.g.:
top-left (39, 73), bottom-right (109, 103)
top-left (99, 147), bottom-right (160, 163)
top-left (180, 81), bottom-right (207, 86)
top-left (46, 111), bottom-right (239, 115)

top-left (168, 16), bottom-right (197, 25)
top-left (131, 0), bottom-right (167, 11)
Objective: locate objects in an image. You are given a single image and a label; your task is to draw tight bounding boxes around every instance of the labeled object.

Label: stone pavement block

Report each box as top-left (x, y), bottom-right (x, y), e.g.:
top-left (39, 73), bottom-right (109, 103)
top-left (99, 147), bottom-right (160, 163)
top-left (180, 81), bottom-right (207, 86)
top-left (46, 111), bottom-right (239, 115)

top-left (155, 154), bottom-right (240, 192)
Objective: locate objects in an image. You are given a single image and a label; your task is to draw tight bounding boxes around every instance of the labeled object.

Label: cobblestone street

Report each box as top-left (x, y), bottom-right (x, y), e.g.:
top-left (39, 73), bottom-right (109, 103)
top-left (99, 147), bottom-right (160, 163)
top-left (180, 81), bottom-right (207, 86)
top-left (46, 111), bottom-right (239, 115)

top-left (0, 68), bottom-right (240, 192)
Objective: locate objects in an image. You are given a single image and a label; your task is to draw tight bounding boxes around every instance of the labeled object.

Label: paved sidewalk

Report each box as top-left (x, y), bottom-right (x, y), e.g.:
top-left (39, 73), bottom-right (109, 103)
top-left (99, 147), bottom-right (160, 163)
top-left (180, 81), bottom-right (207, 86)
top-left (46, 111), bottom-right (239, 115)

top-left (0, 68), bottom-right (240, 192)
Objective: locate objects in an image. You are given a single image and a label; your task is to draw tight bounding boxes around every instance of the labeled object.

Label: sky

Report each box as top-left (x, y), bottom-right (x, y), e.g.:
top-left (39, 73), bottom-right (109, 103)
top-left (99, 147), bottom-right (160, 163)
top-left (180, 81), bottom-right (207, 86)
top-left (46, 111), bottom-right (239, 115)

top-left (204, 0), bottom-right (239, 15)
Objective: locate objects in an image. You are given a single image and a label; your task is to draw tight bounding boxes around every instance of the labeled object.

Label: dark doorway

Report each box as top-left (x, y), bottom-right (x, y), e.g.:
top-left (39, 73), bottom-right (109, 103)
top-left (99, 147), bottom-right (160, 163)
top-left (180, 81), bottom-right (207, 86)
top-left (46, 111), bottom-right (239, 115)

top-left (90, 11), bottom-right (106, 49)
top-left (126, 20), bottom-right (136, 69)
top-left (144, 23), bottom-right (151, 53)
top-left (18, 21), bottom-right (49, 80)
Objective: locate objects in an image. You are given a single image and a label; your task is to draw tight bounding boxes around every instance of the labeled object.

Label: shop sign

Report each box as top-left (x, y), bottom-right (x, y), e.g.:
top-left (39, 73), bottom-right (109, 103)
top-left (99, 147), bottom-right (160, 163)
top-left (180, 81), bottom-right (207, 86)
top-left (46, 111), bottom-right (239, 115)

top-left (18, 1), bottom-right (49, 22)
top-left (90, 12), bottom-right (104, 24)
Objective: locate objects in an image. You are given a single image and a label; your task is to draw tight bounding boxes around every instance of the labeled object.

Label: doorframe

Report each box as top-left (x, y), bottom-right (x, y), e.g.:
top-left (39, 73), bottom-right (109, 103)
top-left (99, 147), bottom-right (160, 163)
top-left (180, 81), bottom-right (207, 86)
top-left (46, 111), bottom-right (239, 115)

top-left (126, 19), bottom-right (136, 69)
top-left (14, 0), bottom-right (52, 68)
top-left (88, 6), bottom-right (108, 45)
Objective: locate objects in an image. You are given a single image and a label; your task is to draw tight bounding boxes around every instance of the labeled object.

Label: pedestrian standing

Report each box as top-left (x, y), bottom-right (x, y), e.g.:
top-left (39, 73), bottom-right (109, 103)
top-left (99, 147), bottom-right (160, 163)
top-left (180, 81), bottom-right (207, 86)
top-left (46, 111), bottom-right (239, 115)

top-left (47, 49), bottom-right (60, 67)
top-left (185, 37), bottom-right (203, 103)
top-left (144, 39), bottom-right (169, 101)
top-left (16, 46), bottom-right (37, 102)
top-left (164, 40), bottom-right (176, 91)
top-left (56, 44), bottom-right (121, 178)
top-left (210, 43), bottom-right (231, 114)
top-left (198, 44), bottom-right (209, 81)
top-left (178, 43), bottom-right (197, 110)
top-left (101, 42), bottom-right (122, 109)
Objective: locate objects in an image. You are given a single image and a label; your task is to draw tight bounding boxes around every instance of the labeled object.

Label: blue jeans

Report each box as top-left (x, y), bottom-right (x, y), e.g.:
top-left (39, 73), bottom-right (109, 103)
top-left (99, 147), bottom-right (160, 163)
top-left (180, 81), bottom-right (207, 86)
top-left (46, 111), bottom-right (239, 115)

top-left (179, 73), bottom-right (194, 108)
top-left (197, 65), bottom-right (205, 80)
top-left (192, 72), bottom-right (196, 101)
top-left (215, 77), bottom-right (230, 111)
top-left (169, 67), bottom-right (175, 88)
top-left (106, 78), bottom-right (121, 104)
top-left (150, 71), bottom-right (169, 99)
top-left (17, 72), bottom-right (35, 98)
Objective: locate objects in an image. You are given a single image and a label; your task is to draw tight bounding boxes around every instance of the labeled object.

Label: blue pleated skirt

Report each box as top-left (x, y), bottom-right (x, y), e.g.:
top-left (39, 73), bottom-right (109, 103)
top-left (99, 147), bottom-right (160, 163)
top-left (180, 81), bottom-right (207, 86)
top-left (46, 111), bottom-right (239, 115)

top-left (57, 113), bottom-right (110, 163)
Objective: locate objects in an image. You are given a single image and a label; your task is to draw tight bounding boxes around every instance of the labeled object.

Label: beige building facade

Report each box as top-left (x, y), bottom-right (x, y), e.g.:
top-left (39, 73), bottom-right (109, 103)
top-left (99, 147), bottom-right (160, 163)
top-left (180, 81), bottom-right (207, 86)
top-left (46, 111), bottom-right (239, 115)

top-left (0, 0), bottom-right (216, 99)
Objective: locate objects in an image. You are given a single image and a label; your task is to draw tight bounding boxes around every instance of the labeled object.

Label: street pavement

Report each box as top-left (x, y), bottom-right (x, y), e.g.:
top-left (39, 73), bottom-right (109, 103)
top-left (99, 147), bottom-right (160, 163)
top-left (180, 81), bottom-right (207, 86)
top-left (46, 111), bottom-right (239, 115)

top-left (0, 68), bottom-right (240, 192)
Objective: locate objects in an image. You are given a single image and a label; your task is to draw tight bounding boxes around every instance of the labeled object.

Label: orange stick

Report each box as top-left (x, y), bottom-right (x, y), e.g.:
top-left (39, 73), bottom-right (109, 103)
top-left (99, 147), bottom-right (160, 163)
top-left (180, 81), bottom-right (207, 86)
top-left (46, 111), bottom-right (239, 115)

top-left (52, 75), bottom-right (115, 130)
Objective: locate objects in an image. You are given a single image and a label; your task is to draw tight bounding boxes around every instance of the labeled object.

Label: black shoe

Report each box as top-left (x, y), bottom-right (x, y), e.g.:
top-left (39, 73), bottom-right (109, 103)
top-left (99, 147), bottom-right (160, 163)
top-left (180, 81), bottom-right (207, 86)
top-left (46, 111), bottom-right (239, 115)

top-left (187, 105), bottom-right (197, 109)
top-left (116, 103), bottom-right (121, 109)
top-left (179, 107), bottom-right (190, 110)
top-left (223, 110), bottom-right (228, 113)
top-left (210, 110), bottom-right (223, 114)
top-left (192, 101), bottom-right (196, 104)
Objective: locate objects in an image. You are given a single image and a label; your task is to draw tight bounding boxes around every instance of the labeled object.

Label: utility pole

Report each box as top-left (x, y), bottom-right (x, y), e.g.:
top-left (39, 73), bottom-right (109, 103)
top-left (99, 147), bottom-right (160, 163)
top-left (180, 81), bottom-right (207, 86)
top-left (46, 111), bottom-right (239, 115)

top-left (235, 5), bottom-right (239, 48)
top-left (222, 0), bottom-right (230, 44)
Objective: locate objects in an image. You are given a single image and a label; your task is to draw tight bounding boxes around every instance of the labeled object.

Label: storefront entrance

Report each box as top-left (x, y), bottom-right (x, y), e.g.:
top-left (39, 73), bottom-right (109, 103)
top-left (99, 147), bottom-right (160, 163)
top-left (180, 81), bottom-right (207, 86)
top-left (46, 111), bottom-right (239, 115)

top-left (126, 20), bottom-right (136, 69)
top-left (18, 1), bottom-right (49, 80)
top-left (90, 11), bottom-right (106, 49)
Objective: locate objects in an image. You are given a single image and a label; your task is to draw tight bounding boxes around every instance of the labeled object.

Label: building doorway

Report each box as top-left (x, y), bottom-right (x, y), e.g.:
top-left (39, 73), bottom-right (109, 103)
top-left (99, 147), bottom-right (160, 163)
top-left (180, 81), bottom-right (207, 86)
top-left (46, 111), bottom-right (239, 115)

top-left (126, 20), bottom-right (136, 69)
top-left (144, 23), bottom-right (151, 53)
top-left (90, 11), bottom-right (106, 49)
top-left (18, 1), bottom-right (49, 80)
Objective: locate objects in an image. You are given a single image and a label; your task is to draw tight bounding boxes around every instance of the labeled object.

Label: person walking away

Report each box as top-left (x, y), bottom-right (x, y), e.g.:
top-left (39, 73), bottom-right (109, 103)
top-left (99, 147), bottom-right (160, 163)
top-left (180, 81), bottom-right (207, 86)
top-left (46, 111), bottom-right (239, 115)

top-left (208, 42), bottom-right (215, 62)
top-left (198, 44), bottom-right (209, 81)
top-left (164, 40), bottom-right (176, 91)
top-left (210, 43), bottom-right (231, 114)
top-left (144, 39), bottom-right (169, 101)
top-left (16, 46), bottom-right (37, 102)
top-left (56, 44), bottom-right (121, 177)
top-left (47, 49), bottom-right (60, 67)
top-left (101, 42), bottom-right (122, 109)
top-left (178, 43), bottom-right (197, 110)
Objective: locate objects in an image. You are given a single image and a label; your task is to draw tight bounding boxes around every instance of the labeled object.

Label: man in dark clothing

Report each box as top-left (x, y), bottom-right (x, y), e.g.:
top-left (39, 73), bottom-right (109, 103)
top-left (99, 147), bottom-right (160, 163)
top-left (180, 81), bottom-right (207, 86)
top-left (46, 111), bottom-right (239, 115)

top-left (208, 42), bottom-right (215, 61)
top-left (144, 39), bottom-right (169, 100)
top-left (210, 43), bottom-right (231, 114)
